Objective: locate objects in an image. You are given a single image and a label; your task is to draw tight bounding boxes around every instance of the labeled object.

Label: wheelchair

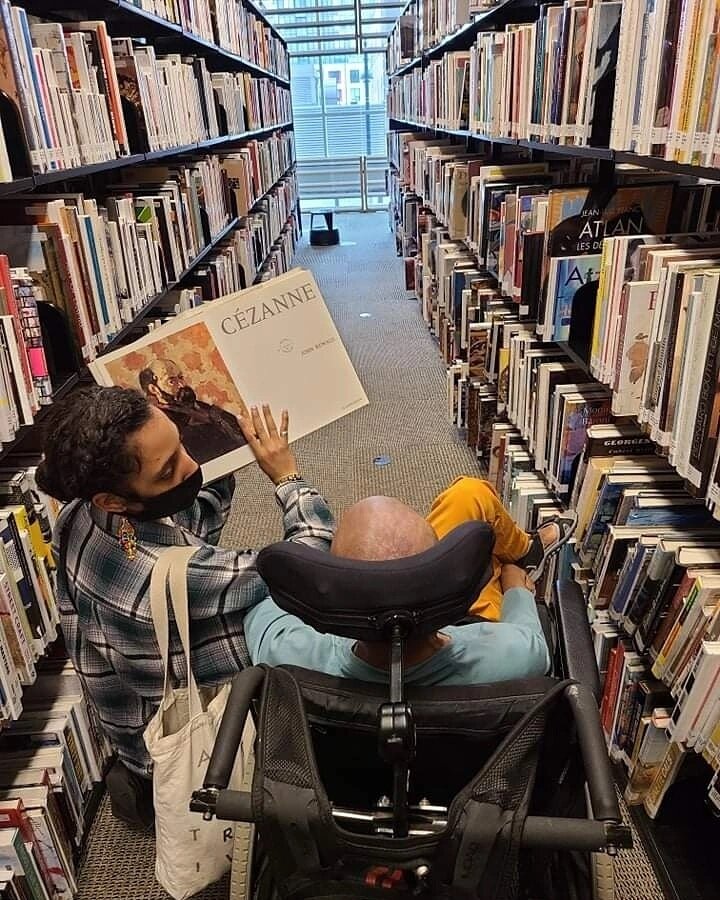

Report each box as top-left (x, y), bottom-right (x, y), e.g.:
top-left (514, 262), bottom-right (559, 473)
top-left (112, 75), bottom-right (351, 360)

top-left (191, 522), bottom-right (633, 899)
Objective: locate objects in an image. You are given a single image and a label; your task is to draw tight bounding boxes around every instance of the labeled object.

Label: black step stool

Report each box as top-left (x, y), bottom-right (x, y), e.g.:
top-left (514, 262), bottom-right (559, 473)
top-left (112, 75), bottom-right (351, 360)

top-left (309, 211), bottom-right (340, 247)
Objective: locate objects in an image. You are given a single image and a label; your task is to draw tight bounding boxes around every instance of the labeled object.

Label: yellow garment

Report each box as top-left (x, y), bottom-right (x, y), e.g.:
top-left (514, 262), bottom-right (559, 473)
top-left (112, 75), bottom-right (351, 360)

top-left (426, 477), bottom-right (530, 621)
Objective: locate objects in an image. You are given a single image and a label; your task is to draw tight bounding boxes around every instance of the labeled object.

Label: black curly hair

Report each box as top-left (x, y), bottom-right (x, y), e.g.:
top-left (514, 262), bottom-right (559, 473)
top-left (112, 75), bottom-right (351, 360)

top-left (36, 386), bottom-right (153, 503)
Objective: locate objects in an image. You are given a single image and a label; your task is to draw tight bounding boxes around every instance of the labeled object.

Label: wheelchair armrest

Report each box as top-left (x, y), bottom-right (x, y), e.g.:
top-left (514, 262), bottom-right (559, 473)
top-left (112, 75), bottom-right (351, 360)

top-left (554, 579), bottom-right (601, 703)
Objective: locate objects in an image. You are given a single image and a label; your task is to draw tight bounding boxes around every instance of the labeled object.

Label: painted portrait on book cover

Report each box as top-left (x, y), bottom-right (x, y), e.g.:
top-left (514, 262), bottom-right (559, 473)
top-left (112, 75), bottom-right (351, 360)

top-left (103, 321), bottom-right (249, 465)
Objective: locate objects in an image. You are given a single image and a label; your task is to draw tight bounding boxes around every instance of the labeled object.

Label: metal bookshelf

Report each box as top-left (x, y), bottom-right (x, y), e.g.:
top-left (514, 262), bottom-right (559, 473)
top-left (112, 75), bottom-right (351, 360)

top-left (0, 123), bottom-right (295, 198)
top-left (386, 4), bottom-right (720, 899)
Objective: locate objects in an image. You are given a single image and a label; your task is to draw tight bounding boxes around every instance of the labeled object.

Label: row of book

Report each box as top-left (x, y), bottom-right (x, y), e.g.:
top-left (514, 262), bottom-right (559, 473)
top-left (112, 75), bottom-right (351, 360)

top-left (572, 431), bottom-right (720, 817)
top-left (0, 458), bottom-right (112, 896)
top-left (387, 0), bottom-right (504, 69)
top-left (386, 3), bottom-right (420, 73)
top-left (87, 0), bottom-right (288, 79)
top-left (153, 171), bottom-right (299, 316)
top-left (390, 130), bottom-right (719, 347)
top-left (403, 206), bottom-right (720, 820)
top-left (390, 0), bottom-right (720, 168)
top-left (0, 159), bottom-right (298, 448)
top-left (0, 7), bottom-right (291, 180)
top-left (585, 235), bottom-right (720, 524)
top-left (0, 659), bottom-right (112, 900)
top-left (388, 124), bottom-right (720, 816)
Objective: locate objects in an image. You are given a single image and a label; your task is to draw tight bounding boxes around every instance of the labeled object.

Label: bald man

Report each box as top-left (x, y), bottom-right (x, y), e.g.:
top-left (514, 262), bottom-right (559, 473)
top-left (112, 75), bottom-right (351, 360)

top-left (138, 358), bottom-right (247, 464)
top-left (243, 496), bottom-right (550, 685)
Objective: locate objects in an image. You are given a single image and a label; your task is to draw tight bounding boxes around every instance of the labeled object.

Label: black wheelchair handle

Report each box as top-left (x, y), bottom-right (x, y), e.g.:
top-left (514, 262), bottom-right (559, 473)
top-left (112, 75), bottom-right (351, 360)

top-left (207, 791), bottom-right (632, 854)
top-left (565, 682), bottom-right (621, 823)
top-left (216, 788), bottom-right (254, 822)
top-left (203, 666), bottom-right (265, 790)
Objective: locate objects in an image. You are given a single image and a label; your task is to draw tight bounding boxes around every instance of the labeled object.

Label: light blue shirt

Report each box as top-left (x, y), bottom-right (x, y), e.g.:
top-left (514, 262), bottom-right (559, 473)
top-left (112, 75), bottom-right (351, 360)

top-left (244, 587), bottom-right (550, 685)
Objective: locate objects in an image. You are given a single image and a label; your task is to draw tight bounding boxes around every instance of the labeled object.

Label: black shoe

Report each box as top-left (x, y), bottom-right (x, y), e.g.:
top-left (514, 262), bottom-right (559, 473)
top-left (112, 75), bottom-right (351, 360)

top-left (105, 760), bottom-right (154, 829)
top-left (518, 511), bottom-right (578, 583)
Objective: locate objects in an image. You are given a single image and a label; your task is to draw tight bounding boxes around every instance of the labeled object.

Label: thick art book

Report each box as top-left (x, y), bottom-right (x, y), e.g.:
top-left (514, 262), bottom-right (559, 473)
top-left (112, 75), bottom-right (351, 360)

top-left (89, 267), bottom-right (369, 481)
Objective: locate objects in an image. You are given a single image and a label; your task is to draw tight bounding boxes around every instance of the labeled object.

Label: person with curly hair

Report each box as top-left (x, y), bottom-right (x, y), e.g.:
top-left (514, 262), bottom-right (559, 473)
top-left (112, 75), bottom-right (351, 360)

top-left (37, 386), bottom-right (334, 827)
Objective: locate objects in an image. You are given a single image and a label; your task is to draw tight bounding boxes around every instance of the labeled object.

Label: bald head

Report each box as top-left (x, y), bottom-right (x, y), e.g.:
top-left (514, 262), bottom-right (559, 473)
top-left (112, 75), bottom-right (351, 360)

top-left (331, 496), bottom-right (438, 561)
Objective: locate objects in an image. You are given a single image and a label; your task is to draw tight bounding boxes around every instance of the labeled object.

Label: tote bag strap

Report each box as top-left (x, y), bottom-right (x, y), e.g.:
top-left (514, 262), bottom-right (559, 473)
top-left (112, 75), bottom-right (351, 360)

top-left (149, 545), bottom-right (203, 717)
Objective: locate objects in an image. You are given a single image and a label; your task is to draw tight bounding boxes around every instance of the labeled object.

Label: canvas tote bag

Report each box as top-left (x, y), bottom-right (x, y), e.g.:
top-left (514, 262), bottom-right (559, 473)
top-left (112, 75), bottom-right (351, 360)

top-left (144, 546), bottom-right (255, 899)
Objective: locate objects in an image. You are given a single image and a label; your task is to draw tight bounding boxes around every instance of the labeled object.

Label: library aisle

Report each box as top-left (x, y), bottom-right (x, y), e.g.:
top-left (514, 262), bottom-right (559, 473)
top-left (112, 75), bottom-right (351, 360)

top-left (75, 213), bottom-right (663, 900)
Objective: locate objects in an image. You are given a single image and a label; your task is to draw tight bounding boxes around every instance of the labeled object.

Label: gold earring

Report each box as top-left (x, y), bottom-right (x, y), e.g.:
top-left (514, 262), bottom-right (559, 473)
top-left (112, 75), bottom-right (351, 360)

top-left (118, 517), bottom-right (137, 560)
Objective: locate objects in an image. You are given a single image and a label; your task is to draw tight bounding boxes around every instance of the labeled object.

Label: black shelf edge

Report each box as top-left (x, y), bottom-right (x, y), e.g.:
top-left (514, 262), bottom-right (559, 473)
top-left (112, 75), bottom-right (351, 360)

top-left (614, 151), bottom-right (720, 181)
top-left (0, 123), bottom-right (293, 196)
top-left (0, 176), bottom-right (35, 197)
top-left (388, 120), bottom-right (720, 177)
top-left (521, 140), bottom-right (614, 160)
top-left (389, 57), bottom-right (422, 78)
top-left (0, 372), bottom-right (80, 462)
top-left (23, 0), bottom-right (289, 85)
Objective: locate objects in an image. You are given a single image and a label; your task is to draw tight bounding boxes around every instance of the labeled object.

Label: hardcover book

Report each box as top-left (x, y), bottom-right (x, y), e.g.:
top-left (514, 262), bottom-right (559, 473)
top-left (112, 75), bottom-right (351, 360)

top-left (90, 268), bottom-right (369, 482)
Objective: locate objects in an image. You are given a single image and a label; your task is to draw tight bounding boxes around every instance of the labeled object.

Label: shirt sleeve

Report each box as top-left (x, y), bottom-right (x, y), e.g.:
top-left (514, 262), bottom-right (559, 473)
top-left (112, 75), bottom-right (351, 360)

top-left (186, 478), bottom-right (335, 620)
top-left (496, 586), bottom-right (551, 675)
top-left (174, 475), bottom-right (236, 545)
top-left (244, 598), bottom-right (336, 670)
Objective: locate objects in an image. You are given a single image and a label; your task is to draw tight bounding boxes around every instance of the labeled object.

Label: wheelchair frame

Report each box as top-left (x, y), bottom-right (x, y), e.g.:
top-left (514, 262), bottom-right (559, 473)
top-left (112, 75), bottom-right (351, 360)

top-left (191, 579), bottom-right (633, 896)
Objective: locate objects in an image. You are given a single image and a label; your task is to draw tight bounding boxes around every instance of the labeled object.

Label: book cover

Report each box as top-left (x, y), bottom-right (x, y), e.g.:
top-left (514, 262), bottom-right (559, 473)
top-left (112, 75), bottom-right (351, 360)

top-left (587, 1), bottom-right (622, 147)
top-left (556, 392), bottom-right (612, 490)
top-left (548, 254), bottom-right (601, 341)
top-left (90, 269), bottom-right (368, 482)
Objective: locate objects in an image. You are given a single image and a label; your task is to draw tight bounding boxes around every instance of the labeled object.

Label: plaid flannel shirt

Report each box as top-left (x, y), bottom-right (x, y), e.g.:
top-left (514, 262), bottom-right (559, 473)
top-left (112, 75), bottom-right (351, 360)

top-left (53, 476), bottom-right (335, 775)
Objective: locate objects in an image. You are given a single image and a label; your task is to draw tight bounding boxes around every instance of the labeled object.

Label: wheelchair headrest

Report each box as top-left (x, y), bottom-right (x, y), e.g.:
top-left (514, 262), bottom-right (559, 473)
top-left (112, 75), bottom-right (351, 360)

top-left (256, 521), bottom-right (495, 641)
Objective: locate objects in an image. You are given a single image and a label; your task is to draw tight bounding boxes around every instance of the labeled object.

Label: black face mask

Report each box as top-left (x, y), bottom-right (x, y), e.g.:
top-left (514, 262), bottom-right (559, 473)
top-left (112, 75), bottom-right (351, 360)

top-left (128, 465), bottom-right (203, 521)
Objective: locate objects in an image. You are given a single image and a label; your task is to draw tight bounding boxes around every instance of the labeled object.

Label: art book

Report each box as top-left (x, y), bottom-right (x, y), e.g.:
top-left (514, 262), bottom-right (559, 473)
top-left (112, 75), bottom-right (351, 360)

top-left (89, 268), bottom-right (369, 482)
top-left (548, 254), bottom-right (601, 341)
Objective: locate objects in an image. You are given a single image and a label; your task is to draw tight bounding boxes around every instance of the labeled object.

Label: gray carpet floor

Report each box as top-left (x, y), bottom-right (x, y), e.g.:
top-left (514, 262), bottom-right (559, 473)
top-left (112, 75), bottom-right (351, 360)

top-left (76, 212), bottom-right (665, 899)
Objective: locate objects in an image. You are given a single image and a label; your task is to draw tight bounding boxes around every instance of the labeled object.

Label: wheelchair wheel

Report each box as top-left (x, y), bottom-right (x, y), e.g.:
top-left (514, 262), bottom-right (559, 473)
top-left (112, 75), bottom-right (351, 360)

top-left (591, 851), bottom-right (614, 900)
top-left (229, 723), bottom-right (257, 900)
top-left (587, 787), bottom-right (615, 900)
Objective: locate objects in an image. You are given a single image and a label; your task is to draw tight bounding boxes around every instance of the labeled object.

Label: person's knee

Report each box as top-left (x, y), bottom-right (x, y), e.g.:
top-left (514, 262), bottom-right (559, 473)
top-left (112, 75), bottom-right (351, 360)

top-left (443, 476), bottom-right (497, 513)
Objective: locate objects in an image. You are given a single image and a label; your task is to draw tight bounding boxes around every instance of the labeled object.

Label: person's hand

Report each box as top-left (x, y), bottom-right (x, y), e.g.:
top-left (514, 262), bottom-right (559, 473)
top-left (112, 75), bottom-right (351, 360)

top-left (500, 563), bottom-right (535, 594)
top-left (239, 404), bottom-right (298, 485)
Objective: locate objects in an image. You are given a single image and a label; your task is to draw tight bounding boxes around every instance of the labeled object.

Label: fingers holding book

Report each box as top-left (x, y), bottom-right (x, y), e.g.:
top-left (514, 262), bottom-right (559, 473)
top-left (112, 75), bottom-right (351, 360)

top-left (239, 404), bottom-right (298, 485)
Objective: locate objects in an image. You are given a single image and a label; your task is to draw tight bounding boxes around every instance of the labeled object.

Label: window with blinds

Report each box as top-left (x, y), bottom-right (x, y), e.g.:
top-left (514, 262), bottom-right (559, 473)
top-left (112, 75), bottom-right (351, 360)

top-left (263, 0), bottom-right (400, 206)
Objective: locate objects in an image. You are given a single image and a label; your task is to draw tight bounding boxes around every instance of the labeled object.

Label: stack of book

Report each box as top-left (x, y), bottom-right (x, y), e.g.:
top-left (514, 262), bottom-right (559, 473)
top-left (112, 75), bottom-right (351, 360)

top-left (571, 431), bottom-right (720, 817)
top-left (112, 170), bottom-right (298, 329)
top-left (0, 6), bottom-right (291, 182)
top-left (608, 0), bottom-right (720, 163)
top-left (421, 0), bottom-right (488, 51)
top-left (211, 0), bottom-right (290, 79)
top-left (392, 0), bottom-right (720, 167)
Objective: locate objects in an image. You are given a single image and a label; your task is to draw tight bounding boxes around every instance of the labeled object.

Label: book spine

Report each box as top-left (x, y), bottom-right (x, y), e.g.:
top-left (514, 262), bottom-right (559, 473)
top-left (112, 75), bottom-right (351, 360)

top-left (688, 286), bottom-right (720, 485)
